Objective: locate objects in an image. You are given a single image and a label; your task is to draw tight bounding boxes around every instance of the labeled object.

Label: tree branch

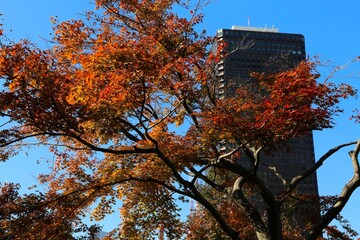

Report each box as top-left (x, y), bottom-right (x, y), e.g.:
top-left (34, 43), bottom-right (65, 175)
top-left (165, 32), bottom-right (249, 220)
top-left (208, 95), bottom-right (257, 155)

top-left (232, 176), bottom-right (269, 239)
top-left (219, 157), bottom-right (282, 239)
top-left (189, 166), bottom-right (226, 192)
top-left (290, 141), bottom-right (358, 190)
top-left (70, 133), bottom-right (156, 155)
top-left (306, 140), bottom-right (360, 239)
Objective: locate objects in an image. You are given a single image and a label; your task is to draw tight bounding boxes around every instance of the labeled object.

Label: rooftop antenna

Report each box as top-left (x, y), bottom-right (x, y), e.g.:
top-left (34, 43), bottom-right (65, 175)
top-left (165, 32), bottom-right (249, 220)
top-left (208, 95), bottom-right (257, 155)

top-left (248, 16), bottom-right (250, 27)
top-left (264, 24), bottom-right (267, 32)
top-left (271, 24), bottom-right (275, 32)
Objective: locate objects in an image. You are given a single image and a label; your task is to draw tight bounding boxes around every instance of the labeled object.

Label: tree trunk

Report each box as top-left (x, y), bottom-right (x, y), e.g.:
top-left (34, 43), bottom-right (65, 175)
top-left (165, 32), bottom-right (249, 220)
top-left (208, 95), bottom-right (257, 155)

top-left (267, 204), bottom-right (283, 240)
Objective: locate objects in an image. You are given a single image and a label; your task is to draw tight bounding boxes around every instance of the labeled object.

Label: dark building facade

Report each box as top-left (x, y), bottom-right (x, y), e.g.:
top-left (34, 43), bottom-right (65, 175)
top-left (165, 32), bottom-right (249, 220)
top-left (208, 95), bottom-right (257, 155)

top-left (215, 26), bottom-right (319, 199)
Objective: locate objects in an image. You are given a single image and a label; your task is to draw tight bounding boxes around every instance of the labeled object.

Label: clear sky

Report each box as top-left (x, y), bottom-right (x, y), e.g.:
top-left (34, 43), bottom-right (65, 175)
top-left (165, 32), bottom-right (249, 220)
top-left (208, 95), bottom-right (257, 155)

top-left (1, 0), bottom-right (360, 235)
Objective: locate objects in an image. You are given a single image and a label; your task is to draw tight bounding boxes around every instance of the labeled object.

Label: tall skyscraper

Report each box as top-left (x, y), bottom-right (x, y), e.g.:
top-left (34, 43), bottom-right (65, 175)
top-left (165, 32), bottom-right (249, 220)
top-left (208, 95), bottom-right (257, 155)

top-left (215, 26), bottom-right (319, 200)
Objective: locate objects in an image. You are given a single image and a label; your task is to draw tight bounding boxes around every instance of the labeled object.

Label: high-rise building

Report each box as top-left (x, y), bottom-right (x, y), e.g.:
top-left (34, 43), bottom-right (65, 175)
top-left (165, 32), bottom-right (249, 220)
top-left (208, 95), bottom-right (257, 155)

top-left (215, 26), bottom-right (319, 201)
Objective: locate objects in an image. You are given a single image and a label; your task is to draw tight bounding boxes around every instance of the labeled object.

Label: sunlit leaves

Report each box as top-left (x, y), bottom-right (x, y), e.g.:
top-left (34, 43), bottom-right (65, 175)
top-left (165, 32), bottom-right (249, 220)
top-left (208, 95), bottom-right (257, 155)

top-left (200, 61), bottom-right (355, 149)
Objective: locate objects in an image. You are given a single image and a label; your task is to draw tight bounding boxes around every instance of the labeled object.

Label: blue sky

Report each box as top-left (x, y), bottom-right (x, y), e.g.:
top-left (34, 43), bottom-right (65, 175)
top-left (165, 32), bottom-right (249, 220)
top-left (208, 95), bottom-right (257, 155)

top-left (1, 0), bottom-right (360, 235)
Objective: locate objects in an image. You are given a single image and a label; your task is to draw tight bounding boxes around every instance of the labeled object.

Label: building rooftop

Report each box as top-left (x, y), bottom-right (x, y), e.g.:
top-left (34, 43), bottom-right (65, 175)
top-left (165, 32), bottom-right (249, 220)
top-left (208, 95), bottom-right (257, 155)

top-left (217, 25), bottom-right (280, 33)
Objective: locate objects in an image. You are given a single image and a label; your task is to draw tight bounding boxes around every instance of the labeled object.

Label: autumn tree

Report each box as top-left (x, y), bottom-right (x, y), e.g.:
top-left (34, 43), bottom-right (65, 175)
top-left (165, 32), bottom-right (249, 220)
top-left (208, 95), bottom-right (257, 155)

top-left (0, 1), bottom-right (359, 239)
top-left (0, 182), bottom-right (102, 240)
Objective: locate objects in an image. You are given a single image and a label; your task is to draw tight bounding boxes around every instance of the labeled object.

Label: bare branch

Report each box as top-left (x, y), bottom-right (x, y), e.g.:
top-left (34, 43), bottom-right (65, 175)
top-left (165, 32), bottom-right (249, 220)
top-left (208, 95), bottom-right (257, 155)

top-left (70, 133), bottom-right (156, 155)
top-left (188, 166), bottom-right (225, 192)
top-left (290, 141), bottom-right (358, 190)
top-left (307, 140), bottom-right (360, 240)
top-left (350, 139), bottom-right (360, 174)
top-left (0, 132), bottom-right (49, 148)
top-left (267, 165), bottom-right (287, 187)
top-left (232, 176), bottom-right (268, 239)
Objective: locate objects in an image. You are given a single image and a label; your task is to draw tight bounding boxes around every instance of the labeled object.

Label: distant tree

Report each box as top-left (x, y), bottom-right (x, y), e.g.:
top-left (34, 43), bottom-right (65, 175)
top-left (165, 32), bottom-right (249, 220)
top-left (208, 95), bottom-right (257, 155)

top-left (0, 1), bottom-right (359, 239)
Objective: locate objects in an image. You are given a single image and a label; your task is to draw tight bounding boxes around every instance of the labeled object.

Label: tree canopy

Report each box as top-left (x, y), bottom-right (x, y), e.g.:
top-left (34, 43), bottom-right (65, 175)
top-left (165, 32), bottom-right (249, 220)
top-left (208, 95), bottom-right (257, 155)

top-left (0, 1), bottom-right (359, 239)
